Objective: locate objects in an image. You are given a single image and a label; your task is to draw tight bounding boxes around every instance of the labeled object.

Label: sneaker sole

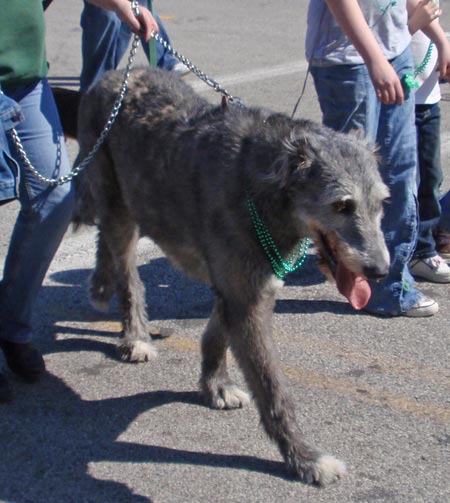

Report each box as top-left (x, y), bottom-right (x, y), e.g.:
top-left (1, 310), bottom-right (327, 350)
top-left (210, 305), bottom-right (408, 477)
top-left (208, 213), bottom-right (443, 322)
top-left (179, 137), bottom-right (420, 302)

top-left (403, 303), bottom-right (439, 318)
top-left (410, 272), bottom-right (450, 283)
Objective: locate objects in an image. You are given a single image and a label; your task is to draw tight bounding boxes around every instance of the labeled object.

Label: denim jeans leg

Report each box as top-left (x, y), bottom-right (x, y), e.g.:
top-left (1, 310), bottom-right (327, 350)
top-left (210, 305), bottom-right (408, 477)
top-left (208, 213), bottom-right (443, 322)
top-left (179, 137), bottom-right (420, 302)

top-left (0, 80), bottom-right (74, 343)
top-left (135, 1), bottom-right (177, 70)
top-left (413, 103), bottom-right (442, 258)
top-left (80, 1), bottom-right (128, 92)
top-left (310, 49), bottom-right (422, 315)
top-left (80, 0), bottom-right (177, 91)
top-left (153, 13), bottom-right (177, 70)
top-left (439, 189), bottom-right (450, 229)
top-left (373, 60), bottom-right (421, 313)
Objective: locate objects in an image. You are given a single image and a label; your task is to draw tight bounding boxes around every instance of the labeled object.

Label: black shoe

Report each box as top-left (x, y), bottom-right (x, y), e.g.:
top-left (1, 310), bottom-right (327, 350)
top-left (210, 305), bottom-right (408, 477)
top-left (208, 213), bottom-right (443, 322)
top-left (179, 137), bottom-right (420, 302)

top-left (0, 372), bottom-right (14, 402)
top-left (0, 340), bottom-right (46, 381)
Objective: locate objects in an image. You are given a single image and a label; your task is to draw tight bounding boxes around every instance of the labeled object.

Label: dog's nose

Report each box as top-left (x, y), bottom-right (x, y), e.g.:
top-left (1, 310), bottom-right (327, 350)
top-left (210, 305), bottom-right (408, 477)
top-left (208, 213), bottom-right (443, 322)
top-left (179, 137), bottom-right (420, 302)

top-left (363, 264), bottom-right (389, 280)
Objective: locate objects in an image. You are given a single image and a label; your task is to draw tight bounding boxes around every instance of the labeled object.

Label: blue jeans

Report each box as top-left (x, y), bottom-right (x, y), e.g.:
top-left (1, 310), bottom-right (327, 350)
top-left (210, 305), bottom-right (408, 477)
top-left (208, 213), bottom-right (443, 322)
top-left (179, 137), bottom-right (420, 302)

top-left (0, 91), bottom-right (22, 204)
top-left (0, 80), bottom-right (74, 343)
top-left (310, 48), bottom-right (422, 315)
top-left (80, 0), bottom-right (177, 92)
top-left (439, 190), bottom-right (450, 229)
top-left (413, 103), bottom-right (442, 259)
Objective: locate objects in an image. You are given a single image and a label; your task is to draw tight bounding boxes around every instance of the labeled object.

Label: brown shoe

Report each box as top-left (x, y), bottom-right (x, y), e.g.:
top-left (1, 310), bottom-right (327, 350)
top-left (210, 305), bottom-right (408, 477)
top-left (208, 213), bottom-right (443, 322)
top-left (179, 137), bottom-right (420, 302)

top-left (0, 372), bottom-right (14, 402)
top-left (434, 227), bottom-right (450, 260)
top-left (0, 340), bottom-right (46, 382)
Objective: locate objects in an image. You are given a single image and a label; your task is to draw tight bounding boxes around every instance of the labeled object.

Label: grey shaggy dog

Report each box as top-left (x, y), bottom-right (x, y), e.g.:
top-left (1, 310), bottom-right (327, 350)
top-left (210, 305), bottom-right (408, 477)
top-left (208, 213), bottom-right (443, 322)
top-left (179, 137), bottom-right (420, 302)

top-left (73, 67), bottom-right (390, 486)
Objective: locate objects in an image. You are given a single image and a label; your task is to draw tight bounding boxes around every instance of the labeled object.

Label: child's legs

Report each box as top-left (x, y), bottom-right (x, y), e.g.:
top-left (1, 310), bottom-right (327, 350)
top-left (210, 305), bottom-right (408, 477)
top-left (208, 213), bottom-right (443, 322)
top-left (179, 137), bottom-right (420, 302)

top-left (414, 103), bottom-right (442, 258)
top-left (311, 50), bottom-right (422, 314)
top-left (373, 76), bottom-right (420, 312)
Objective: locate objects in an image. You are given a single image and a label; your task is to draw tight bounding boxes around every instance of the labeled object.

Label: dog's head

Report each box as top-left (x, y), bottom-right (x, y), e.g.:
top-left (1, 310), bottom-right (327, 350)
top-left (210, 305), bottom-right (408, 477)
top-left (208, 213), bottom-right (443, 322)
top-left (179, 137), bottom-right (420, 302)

top-left (275, 121), bottom-right (390, 309)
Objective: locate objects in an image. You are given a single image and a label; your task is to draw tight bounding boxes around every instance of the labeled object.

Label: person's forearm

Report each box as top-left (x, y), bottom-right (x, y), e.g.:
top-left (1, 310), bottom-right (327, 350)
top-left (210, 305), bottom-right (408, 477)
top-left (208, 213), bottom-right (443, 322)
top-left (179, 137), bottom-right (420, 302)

top-left (87, 0), bottom-right (124, 10)
top-left (421, 17), bottom-right (448, 50)
top-left (87, 0), bottom-right (118, 9)
top-left (324, 0), bottom-right (405, 104)
top-left (325, 0), bottom-right (387, 67)
top-left (421, 20), bottom-right (450, 78)
top-left (407, 0), bottom-right (441, 34)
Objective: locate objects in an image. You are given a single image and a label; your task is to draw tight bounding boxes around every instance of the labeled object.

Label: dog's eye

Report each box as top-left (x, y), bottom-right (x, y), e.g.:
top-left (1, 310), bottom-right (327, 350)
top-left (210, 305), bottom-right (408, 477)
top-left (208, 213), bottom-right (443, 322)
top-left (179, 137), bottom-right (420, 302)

top-left (333, 198), bottom-right (356, 215)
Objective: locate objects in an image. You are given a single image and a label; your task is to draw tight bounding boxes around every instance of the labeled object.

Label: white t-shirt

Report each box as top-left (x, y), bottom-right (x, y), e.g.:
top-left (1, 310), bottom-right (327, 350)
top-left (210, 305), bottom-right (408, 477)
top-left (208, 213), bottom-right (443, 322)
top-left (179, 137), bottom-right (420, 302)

top-left (306, 0), bottom-right (411, 66)
top-left (411, 27), bottom-right (440, 105)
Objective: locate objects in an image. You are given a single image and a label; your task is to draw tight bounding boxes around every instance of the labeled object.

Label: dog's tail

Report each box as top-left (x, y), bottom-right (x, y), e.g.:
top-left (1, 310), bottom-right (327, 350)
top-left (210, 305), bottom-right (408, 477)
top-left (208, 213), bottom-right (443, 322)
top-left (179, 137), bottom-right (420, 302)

top-left (52, 86), bottom-right (98, 229)
top-left (63, 91), bottom-right (98, 229)
top-left (52, 87), bottom-right (80, 140)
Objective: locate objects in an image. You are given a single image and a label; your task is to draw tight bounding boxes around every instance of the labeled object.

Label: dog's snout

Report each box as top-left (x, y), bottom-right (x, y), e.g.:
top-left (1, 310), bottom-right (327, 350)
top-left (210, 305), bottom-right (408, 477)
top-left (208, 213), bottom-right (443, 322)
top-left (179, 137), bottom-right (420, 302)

top-left (363, 263), bottom-right (389, 280)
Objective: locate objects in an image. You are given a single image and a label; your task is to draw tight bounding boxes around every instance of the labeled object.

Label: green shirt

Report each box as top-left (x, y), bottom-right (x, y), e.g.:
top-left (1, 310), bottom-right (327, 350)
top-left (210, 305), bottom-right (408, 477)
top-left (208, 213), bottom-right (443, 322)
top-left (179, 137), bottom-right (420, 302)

top-left (0, 0), bottom-right (47, 90)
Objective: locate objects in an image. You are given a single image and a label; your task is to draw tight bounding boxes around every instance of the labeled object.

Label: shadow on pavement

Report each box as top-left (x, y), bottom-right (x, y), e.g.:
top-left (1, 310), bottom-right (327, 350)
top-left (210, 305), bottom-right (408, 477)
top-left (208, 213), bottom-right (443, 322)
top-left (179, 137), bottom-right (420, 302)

top-left (47, 254), bottom-right (351, 325)
top-left (0, 374), bottom-right (289, 503)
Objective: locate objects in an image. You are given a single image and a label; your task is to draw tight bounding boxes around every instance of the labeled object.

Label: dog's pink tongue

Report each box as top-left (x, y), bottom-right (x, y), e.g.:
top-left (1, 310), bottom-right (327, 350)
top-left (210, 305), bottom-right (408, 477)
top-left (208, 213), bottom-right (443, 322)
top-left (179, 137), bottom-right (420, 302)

top-left (336, 263), bottom-right (371, 310)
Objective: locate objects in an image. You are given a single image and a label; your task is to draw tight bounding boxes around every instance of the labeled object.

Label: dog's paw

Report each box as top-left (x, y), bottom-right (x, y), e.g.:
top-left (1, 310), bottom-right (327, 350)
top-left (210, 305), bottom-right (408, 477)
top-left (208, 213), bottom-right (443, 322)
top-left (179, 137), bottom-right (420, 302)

top-left (206, 384), bottom-right (251, 410)
top-left (288, 453), bottom-right (346, 486)
top-left (117, 340), bottom-right (157, 362)
top-left (314, 455), bottom-right (347, 486)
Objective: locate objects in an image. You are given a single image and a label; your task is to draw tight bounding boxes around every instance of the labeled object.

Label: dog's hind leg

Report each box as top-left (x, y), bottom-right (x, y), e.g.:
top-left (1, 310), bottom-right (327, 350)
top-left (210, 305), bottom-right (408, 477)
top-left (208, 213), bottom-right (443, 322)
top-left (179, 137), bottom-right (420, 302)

top-left (220, 285), bottom-right (346, 486)
top-left (89, 231), bottom-right (116, 312)
top-left (200, 299), bottom-right (251, 409)
top-left (98, 216), bottom-right (156, 362)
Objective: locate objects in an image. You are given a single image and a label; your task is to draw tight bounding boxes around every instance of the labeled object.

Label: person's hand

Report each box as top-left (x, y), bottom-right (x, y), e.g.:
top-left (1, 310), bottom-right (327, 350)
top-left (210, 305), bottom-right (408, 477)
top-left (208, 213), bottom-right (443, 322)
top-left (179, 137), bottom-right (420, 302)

top-left (114, 1), bottom-right (159, 40)
top-left (436, 41), bottom-right (450, 81)
top-left (367, 56), bottom-right (405, 105)
top-left (87, 0), bottom-right (159, 40)
top-left (408, 0), bottom-right (442, 34)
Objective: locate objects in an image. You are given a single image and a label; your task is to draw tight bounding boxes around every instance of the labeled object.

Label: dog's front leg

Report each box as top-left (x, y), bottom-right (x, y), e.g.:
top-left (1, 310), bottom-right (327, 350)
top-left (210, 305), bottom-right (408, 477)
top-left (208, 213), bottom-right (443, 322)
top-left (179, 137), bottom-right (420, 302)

top-left (200, 298), bottom-right (250, 409)
top-left (224, 290), bottom-right (346, 486)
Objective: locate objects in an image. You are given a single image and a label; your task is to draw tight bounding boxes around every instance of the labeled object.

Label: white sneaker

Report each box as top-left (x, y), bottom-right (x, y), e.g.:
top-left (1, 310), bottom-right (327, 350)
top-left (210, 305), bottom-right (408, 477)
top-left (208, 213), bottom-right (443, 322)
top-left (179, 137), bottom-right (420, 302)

top-left (172, 62), bottom-right (190, 76)
top-left (403, 297), bottom-right (439, 317)
top-left (409, 254), bottom-right (450, 283)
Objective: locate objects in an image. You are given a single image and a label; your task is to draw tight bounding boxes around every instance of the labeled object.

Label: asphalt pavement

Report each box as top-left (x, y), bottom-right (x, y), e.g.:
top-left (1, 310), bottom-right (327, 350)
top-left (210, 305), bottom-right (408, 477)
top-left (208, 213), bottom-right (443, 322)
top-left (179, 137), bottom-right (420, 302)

top-left (0, 1), bottom-right (449, 502)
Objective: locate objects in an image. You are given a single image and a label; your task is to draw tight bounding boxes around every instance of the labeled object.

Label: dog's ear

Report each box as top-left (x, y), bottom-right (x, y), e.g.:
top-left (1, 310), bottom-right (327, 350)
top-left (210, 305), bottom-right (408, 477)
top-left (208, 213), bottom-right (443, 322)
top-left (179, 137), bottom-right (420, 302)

top-left (275, 132), bottom-right (313, 188)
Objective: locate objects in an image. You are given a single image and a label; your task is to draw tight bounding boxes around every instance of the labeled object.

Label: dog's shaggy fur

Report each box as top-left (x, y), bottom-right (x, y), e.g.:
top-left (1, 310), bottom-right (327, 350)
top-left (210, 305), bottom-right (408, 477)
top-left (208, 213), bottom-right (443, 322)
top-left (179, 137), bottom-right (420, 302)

top-left (73, 67), bottom-right (390, 485)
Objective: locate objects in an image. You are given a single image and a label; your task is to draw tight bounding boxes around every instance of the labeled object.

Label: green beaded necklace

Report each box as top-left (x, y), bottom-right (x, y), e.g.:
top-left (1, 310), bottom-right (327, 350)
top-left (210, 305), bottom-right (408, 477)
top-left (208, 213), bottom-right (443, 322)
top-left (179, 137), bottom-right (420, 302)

top-left (374, 0), bottom-right (436, 91)
top-left (246, 195), bottom-right (310, 279)
top-left (403, 42), bottom-right (435, 90)
top-left (376, 0), bottom-right (397, 14)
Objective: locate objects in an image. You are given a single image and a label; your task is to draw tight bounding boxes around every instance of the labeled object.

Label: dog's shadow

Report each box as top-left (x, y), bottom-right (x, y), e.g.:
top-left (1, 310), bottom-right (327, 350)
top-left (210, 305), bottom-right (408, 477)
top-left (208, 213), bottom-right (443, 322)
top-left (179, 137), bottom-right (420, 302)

top-left (39, 254), bottom-right (358, 365)
top-left (0, 374), bottom-right (289, 503)
top-left (49, 254), bottom-right (347, 325)
top-left (0, 256), bottom-right (348, 501)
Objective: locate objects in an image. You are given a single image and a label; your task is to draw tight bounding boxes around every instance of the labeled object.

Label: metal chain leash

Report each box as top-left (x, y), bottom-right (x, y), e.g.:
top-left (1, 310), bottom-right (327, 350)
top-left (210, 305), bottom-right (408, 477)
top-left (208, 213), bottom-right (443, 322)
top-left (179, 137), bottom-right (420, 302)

top-left (10, 0), bottom-right (244, 186)
top-left (10, 34), bottom-right (140, 187)
top-left (150, 30), bottom-right (245, 108)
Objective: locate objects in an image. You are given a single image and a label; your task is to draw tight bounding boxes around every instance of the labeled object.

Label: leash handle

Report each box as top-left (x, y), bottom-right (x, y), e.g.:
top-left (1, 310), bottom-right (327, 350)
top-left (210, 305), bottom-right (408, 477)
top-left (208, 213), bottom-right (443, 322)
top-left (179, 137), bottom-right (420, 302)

top-left (147, 0), bottom-right (157, 67)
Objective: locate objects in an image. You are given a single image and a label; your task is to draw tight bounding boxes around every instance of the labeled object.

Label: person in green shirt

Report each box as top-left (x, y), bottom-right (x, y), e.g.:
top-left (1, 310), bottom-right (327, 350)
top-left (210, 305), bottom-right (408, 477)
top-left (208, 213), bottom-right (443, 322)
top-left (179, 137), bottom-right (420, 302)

top-left (0, 0), bottom-right (158, 402)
